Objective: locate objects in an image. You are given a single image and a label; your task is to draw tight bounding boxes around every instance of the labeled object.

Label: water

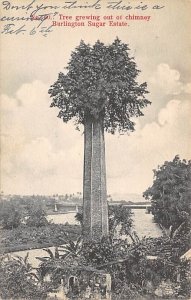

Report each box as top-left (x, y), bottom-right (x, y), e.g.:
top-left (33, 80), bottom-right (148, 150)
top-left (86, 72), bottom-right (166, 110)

top-left (47, 212), bottom-right (77, 225)
top-left (132, 209), bottom-right (161, 238)
top-left (48, 210), bottom-right (162, 238)
top-left (8, 210), bottom-right (161, 267)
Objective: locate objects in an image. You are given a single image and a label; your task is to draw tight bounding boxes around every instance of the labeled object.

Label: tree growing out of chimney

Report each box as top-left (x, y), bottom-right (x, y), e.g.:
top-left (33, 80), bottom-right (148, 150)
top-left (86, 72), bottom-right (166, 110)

top-left (49, 38), bottom-right (150, 240)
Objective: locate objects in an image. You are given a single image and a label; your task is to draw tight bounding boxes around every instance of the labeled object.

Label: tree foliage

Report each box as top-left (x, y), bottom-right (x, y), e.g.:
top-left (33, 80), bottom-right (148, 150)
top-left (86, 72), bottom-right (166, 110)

top-left (108, 205), bottom-right (133, 238)
top-left (37, 234), bottom-right (190, 299)
top-left (0, 254), bottom-right (48, 299)
top-left (75, 211), bottom-right (83, 227)
top-left (143, 156), bottom-right (191, 231)
top-left (49, 38), bottom-right (150, 133)
top-left (0, 200), bottom-right (23, 229)
top-left (26, 201), bottom-right (49, 227)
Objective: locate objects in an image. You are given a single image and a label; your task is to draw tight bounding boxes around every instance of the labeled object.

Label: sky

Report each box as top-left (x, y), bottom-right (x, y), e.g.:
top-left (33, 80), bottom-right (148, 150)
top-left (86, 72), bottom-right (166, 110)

top-left (1, 0), bottom-right (191, 196)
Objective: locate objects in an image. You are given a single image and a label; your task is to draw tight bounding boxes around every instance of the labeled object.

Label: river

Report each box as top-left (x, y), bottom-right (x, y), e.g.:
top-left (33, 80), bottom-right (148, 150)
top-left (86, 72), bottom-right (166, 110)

top-left (8, 210), bottom-right (161, 267)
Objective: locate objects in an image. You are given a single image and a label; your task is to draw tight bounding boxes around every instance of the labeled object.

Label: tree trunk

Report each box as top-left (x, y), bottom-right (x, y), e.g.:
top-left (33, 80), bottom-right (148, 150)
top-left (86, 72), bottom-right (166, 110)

top-left (83, 116), bottom-right (92, 238)
top-left (83, 116), bottom-right (109, 240)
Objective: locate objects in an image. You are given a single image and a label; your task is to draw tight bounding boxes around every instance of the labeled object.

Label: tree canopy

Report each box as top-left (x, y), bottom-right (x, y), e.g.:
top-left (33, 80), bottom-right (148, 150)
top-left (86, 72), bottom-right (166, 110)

top-left (26, 200), bottom-right (49, 227)
top-left (108, 205), bottom-right (133, 238)
top-left (49, 38), bottom-right (150, 134)
top-left (143, 156), bottom-right (191, 231)
top-left (0, 200), bottom-right (23, 229)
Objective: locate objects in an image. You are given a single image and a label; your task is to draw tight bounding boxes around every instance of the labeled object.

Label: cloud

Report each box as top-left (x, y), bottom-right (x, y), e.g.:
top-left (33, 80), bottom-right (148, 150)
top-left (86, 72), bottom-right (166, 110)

top-left (158, 99), bottom-right (181, 126)
top-left (16, 137), bottom-right (65, 175)
top-left (1, 79), bottom-right (191, 195)
top-left (149, 63), bottom-right (191, 96)
top-left (183, 83), bottom-right (191, 94)
top-left (1, 81), bottom-right (83, 194)
top-left (106, 98), bottom-right (191, 194)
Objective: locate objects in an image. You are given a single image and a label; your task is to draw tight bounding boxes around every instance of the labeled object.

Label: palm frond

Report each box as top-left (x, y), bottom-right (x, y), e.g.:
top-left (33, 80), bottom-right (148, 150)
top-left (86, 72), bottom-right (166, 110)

top-left (36, 257), bottom-right (50, 262)
top-left (43, 248), bottom-right (54, 259)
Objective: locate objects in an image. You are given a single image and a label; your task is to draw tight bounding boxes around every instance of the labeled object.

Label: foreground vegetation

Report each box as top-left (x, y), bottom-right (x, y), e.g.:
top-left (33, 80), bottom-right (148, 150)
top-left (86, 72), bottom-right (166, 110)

top-left (0, 230), bottom-right (190, 299)
top-left (0, 198), bottom-right (81, 254)
top-left (0, 223), bottom-right (80, 254)
top-left (0, 156), bottom-right (190, 299)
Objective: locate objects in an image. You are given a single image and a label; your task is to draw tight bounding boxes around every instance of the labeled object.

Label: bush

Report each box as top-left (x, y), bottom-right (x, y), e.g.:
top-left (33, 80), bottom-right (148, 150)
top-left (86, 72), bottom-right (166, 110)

top-left (0, 200), bottom-right (23, 229)
top-left (81, 237), bottom-right (116, 266)
top-left (0, 254), bottom-right (48, 299)
top-left (143, 156), bottom-right (191, 232)
top-left (0, 224), bottom-right (80, 254)
top-left (26, 201), bottom-right (49, 227)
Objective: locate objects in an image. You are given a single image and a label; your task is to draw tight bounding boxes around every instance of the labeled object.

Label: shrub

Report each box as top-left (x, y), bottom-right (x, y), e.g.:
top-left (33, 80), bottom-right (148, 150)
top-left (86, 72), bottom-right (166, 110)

top-left (0, 200), bottom-right (23, 229)
top-left (0, 254), bottom-right (48, 299)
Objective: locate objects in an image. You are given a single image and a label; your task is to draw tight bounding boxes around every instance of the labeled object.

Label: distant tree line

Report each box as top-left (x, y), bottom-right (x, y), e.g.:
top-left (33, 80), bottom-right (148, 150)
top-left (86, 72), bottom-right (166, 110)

top-left (0, 199), bottom-right (48, 229)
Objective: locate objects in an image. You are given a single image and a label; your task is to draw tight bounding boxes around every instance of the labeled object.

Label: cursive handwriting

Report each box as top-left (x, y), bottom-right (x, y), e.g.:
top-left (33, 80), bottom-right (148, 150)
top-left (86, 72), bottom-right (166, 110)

top-left (1, 0), bottom-right (102, 18)
top-left (1, 23), bottom-right (26, 35)
top-left (1, 23), bottom-right (53, 37)
top-left (107, 1), bottom-right (165, 10)
top-left (0, 0), bottom-right (166, 37)
top-left (1, 0), bottom-right (165, 16)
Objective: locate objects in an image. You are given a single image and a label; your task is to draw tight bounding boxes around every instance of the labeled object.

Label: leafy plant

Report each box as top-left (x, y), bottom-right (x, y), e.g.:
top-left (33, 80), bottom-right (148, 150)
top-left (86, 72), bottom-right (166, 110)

top-left (26, 200), bottom-right (49, 227)
top-left (0, 200), bottom-right (23, 229)
top-left (0, 254), bottom-right (48, 299)
top-left (49, 38), bottom-right (150, 133)
top-left (36, 236), bottom-right (83, 287)
top-left (109, 205), bottom-right (134, 239)
top-left (143, 156), bottom-right (191, 233)
top-left (59, 235), bottom-right (82, 258)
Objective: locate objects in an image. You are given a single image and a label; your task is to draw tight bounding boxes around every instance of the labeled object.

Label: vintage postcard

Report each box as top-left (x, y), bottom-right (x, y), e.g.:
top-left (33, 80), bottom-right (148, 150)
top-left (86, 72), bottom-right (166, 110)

top-left (0, 0), bottom-right (191, 299)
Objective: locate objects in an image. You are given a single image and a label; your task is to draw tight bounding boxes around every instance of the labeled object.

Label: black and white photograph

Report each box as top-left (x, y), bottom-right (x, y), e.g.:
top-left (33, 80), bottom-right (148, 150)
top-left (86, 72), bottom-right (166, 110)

top-left (0, 0), bottom-right (191, 299)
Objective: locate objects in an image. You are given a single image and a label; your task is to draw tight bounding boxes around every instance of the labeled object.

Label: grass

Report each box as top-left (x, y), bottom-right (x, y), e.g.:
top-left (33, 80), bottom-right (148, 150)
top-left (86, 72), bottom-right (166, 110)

top-left (0, 223), bottom-right (81, 254)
